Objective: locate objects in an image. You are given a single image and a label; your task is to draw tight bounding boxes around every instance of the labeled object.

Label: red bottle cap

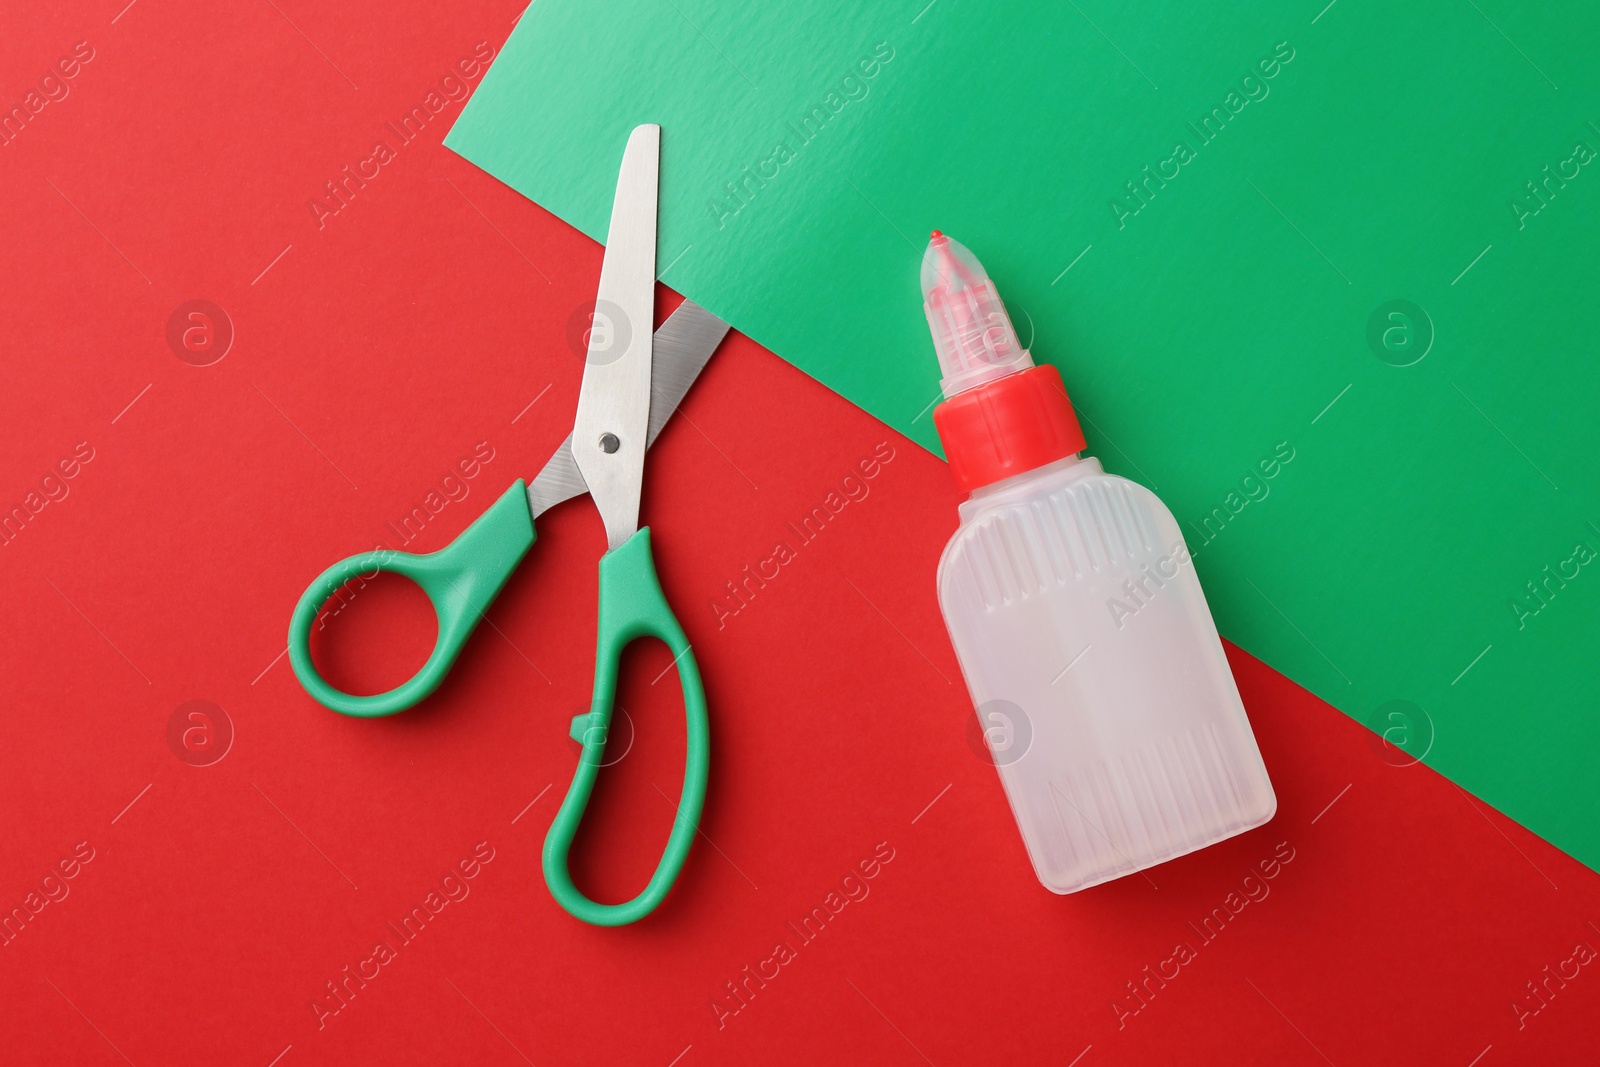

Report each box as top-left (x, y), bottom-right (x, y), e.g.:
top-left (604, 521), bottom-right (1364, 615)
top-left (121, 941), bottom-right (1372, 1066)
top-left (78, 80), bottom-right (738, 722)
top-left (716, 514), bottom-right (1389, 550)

top-left (933, 364), bottom-right (1086, 493)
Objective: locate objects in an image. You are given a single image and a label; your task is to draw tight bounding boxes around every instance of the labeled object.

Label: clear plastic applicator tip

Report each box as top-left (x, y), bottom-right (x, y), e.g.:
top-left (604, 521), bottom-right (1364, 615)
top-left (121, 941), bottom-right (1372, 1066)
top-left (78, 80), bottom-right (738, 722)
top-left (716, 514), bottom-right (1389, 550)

top-left (921, 232), bottom-right (1032, 398)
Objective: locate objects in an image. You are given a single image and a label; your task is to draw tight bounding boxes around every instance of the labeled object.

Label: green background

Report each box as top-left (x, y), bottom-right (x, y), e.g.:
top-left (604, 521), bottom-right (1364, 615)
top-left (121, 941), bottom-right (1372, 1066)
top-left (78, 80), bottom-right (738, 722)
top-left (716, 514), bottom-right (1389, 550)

top-left (448, 0), bottom-right (1600, 868)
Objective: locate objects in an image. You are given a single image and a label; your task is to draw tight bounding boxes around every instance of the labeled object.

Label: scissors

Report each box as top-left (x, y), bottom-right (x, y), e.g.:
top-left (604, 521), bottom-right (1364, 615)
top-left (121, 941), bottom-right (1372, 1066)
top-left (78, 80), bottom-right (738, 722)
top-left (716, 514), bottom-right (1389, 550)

top-left (287, 125), bottom-right (725, 927)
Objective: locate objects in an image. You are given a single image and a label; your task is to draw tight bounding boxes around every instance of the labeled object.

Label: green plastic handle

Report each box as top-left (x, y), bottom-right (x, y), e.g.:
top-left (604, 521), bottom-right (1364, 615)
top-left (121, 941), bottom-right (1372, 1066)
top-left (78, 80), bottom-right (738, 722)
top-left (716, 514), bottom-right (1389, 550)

top-left (287, 481), bottom-right (537, 717)
top-left (543, 527), bottom-right (710, 926)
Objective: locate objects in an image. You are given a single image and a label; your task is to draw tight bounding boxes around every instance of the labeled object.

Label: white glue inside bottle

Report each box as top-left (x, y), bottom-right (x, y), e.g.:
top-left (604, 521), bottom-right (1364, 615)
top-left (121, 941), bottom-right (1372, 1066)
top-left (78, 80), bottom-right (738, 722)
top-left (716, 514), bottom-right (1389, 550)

top-left (924, 231), bottom-right (1276, 894)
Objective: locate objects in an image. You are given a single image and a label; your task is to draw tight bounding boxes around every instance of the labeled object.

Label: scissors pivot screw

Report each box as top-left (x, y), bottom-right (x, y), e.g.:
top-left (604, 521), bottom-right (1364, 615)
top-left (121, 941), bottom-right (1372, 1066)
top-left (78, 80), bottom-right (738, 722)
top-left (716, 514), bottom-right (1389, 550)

top-left (599, 432), bottom-right (621, 454)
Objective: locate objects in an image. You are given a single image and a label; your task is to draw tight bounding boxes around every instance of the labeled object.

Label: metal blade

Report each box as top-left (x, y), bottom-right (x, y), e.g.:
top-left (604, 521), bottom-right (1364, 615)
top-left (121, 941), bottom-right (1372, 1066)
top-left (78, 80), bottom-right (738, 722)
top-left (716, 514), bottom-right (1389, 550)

top-left (572, 123), bottom-right (659, 551)
top-left (645, 298), bottom-right (732, 443)
top-left (527, 301), bottom-right (729, 519)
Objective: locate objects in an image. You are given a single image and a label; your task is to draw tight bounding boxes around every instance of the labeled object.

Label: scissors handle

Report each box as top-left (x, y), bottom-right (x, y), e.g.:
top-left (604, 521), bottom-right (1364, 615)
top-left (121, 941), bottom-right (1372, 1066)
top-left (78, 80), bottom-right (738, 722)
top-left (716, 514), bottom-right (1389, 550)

top-left (287, 482), bottom-right (536, 717)
top-left (543, 527), bottom-right (710, 926)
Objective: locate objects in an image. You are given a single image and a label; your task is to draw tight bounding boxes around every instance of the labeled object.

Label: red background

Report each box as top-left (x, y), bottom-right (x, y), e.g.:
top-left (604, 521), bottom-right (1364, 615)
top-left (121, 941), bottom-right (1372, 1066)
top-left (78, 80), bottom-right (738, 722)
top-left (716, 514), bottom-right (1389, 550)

top-left (2, 2), bottom-right (1597, 1063)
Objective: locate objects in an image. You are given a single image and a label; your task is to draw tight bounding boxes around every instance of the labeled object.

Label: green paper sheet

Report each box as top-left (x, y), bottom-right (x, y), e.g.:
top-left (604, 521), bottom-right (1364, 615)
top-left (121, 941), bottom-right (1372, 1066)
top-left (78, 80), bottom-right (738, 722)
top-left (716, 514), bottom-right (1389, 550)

top-left (448, 0), bottom-right (1600, 868)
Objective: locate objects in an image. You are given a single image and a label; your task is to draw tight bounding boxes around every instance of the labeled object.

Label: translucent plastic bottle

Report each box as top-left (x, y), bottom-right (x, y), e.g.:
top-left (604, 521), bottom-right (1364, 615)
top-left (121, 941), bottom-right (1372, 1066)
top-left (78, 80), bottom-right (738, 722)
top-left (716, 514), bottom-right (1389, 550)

top-left (924, 232), bottom-right (1276, 894)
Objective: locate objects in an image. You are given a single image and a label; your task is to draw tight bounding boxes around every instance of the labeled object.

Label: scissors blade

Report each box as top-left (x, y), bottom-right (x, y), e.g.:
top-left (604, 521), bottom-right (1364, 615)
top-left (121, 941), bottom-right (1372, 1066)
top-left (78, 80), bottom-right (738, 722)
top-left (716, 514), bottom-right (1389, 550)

top-left (527, 300), bottom-right (729, 520)
top-left (571, 123), bottom-right (659, 551)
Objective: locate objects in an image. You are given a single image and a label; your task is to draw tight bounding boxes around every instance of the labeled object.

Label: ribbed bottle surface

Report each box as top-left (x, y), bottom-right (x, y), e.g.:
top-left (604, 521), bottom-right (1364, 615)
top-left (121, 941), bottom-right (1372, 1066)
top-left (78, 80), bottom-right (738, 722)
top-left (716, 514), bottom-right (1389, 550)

top-left (938, 458), bottom-right (1276, 893)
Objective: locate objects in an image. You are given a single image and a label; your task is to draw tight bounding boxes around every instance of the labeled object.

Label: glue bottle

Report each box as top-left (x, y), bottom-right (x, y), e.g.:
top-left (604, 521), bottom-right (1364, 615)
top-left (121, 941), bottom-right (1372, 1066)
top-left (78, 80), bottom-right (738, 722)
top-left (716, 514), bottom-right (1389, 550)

top-left (923, 231), bottom-right (1276, 894)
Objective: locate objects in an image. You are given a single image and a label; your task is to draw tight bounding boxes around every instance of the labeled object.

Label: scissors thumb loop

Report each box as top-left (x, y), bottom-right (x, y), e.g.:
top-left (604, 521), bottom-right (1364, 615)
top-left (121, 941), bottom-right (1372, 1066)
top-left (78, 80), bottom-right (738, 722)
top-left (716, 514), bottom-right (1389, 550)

top-left (543, 527), bottom-right (710, 926)
top-left (287, 481), bottom-right (536, 717)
